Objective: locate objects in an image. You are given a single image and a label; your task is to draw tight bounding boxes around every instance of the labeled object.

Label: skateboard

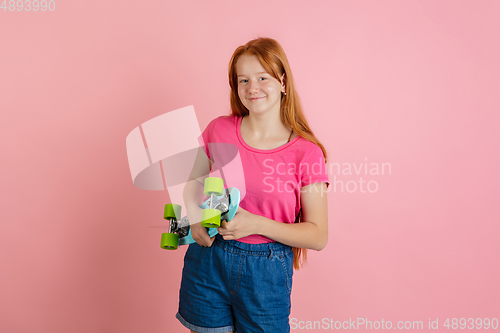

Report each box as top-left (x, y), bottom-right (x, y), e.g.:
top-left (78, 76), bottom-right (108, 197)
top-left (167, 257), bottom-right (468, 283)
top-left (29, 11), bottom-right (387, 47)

top-left (160, 177), bottom-right (241, 250)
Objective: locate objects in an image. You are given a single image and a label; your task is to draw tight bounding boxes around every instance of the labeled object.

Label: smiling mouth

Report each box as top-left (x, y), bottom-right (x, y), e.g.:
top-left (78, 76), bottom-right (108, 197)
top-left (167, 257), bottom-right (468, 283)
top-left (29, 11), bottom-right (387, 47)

top-left (248, 97), bottom-right (264, 101)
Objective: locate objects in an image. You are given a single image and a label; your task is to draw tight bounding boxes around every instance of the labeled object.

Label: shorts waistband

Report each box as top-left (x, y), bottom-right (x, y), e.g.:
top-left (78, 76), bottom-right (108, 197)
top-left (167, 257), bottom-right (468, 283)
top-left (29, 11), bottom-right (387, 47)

top-left (214, 233), bottom-right (292, 258)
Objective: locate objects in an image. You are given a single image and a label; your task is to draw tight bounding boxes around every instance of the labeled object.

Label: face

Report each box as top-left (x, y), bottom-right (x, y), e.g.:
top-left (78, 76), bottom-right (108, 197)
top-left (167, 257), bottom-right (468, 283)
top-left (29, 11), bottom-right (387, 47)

top-left (235, 54), bottom-right (285, 116)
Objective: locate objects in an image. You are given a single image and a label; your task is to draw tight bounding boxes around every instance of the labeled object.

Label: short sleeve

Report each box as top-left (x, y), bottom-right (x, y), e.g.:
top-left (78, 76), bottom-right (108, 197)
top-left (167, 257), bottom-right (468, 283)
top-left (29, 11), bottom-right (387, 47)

top-left (300, 145), bottom-right (330, 188)
top-left (197, 116), bottom-right (221, 161)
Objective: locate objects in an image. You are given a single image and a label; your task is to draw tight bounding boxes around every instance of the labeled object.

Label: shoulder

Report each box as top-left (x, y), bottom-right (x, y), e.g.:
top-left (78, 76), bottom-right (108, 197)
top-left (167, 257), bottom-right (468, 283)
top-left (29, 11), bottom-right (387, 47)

top-left (293, 138), bottom-right (329, 187)
top-left (205, 114), bottom-right (238, 131)
top-left (294, 137), bottom-right (322, 150)
top-left (290, 137), bottom-right (325, 160)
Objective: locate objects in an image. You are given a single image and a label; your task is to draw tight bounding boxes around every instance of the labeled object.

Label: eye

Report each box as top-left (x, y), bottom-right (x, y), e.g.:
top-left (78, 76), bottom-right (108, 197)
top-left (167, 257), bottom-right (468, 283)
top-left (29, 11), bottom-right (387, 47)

top-left (259, 77), bottom-right (267, 81)
top-left (239, 79), bottom-right (248, 84)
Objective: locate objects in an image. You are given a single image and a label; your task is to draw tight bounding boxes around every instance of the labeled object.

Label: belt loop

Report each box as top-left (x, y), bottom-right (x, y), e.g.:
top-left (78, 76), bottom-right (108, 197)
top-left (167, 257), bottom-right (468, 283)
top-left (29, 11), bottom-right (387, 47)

top-left (268, 248), bottom-right (273, 259)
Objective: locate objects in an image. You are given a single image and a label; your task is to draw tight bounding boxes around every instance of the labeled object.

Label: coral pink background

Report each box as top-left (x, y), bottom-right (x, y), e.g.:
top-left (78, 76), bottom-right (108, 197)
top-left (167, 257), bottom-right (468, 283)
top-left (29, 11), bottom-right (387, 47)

top-left (1, 1), bottom-right (499, 332)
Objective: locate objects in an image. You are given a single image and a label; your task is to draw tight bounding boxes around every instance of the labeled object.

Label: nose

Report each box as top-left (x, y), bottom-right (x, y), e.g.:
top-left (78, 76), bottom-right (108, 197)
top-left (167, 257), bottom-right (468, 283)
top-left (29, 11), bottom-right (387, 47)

top-left (248, 80), bottom-right (258, 94)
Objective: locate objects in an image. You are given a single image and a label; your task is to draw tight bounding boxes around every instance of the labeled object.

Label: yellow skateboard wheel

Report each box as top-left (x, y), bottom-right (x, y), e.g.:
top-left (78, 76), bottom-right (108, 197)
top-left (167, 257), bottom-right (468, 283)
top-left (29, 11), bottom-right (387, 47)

top-left (201, 209), bottom-right (222, 228)
top-left (164, 203), bottom-right (182, 220)
top-left (204, 177), bottom-right (224, 196)
top-left (160, 233), bottom-right (179, 250)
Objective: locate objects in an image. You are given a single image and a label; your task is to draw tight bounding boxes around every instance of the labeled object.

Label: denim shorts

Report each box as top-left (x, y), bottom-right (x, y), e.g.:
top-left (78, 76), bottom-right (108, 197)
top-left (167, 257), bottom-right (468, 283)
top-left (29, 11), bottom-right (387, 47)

top-left (176, 233), bottom-right (294, 333)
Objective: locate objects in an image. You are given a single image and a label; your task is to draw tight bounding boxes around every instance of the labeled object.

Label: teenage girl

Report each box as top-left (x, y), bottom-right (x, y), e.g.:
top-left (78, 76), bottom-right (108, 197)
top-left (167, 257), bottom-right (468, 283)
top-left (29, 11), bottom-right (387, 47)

top-left (176, 37), bottom-right (329, 333)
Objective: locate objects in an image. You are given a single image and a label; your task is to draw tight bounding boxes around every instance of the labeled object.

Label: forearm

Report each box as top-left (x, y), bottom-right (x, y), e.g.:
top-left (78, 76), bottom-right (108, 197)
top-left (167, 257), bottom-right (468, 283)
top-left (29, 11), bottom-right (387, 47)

top-left (182, 179), bottom-right (205, 224)
top-left (256, 216), bottom-right (328, 251)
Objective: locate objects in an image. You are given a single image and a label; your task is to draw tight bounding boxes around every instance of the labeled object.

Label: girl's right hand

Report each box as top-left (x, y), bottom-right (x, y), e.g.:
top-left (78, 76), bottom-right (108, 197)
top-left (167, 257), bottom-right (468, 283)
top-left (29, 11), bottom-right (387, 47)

top-left (190, 222), bottom-right (215, 247)
top-left (186, 203), bottom-right (214, 247)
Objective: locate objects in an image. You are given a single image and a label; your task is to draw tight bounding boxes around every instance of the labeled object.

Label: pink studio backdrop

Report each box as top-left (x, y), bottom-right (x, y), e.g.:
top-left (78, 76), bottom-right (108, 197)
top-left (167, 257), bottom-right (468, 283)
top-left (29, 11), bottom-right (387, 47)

top-left (1, 1), bottom-right (499, 332)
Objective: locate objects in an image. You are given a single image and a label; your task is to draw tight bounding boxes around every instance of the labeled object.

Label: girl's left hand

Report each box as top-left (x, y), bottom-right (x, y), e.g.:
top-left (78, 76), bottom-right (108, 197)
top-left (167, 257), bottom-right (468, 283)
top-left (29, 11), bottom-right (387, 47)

top-left (217, 206), bottom-right (258, 240)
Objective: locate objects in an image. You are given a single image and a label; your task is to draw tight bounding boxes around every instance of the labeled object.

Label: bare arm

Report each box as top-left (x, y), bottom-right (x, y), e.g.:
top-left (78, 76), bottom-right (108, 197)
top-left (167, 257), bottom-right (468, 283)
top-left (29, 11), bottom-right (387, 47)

top-left (219, 182), bottom-right (329, 251)
top-left (182, 146), bottom-right (215, 247)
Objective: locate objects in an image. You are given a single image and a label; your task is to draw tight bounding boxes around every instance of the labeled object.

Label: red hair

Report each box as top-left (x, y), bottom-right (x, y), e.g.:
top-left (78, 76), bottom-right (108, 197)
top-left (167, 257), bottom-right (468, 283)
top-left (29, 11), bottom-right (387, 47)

top-left (228, 37), bottom-right (328, 270)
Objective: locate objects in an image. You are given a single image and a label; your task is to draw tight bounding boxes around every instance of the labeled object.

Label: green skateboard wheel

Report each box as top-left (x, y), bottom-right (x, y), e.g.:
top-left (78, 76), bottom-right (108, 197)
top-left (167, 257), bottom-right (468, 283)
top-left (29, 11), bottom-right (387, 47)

top-left (201, 208), bottom-right (222, 228)
top-left (164, 203), bottom-right (182, 220)
top-left (160, 233), bottom-right (179, 250)
top-left (204, 177), bottom-right (224, 196)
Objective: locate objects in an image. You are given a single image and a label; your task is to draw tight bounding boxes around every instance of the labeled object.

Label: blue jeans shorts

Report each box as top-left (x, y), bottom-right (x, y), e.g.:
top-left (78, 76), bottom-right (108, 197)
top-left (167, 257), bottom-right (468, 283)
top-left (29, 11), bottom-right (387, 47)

top-left (176, 233), bottom-right (294, 333)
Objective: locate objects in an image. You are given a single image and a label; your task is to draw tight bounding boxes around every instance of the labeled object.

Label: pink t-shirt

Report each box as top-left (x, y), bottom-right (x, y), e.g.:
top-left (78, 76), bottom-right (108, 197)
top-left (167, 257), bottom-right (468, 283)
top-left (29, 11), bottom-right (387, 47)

top-left (199, 115), bottom-right (329, 244)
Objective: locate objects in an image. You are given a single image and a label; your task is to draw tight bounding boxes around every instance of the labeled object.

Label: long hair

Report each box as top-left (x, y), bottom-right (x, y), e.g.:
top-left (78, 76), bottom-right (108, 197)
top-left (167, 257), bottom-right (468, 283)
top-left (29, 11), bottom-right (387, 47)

top-left (228, 37), bottom-right (328, 270)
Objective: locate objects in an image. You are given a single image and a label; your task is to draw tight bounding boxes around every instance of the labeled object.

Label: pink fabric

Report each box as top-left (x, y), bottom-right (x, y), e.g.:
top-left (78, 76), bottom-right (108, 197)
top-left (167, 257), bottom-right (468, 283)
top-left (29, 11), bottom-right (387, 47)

top-left (199, 115), bottom-right (329, 244)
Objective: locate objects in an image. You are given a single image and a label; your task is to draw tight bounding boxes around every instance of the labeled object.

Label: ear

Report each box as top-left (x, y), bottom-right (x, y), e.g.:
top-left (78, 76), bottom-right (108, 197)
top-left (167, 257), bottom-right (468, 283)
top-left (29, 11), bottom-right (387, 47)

top-left (280, 73), bottom-right (286, 92)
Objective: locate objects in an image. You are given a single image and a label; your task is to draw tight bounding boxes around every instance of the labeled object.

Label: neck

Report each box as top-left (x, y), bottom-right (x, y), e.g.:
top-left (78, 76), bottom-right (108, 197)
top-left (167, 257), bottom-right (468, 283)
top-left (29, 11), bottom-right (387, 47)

top-left (243, 111), bottom-right (289, 139)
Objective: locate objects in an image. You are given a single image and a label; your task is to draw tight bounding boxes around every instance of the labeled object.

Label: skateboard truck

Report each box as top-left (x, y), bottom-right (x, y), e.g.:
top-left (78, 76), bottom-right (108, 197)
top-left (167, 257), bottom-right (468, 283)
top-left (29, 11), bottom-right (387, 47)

top-left (161, 204), bottom-right (184, 250)
top-left (160, 177), bottom-right (235, 250)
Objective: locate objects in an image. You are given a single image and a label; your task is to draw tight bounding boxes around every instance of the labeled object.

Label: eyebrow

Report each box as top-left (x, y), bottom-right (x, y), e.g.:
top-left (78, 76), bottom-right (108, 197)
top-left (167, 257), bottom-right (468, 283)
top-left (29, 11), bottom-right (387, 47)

top-left (237, 72), bottom-right (269, 77)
